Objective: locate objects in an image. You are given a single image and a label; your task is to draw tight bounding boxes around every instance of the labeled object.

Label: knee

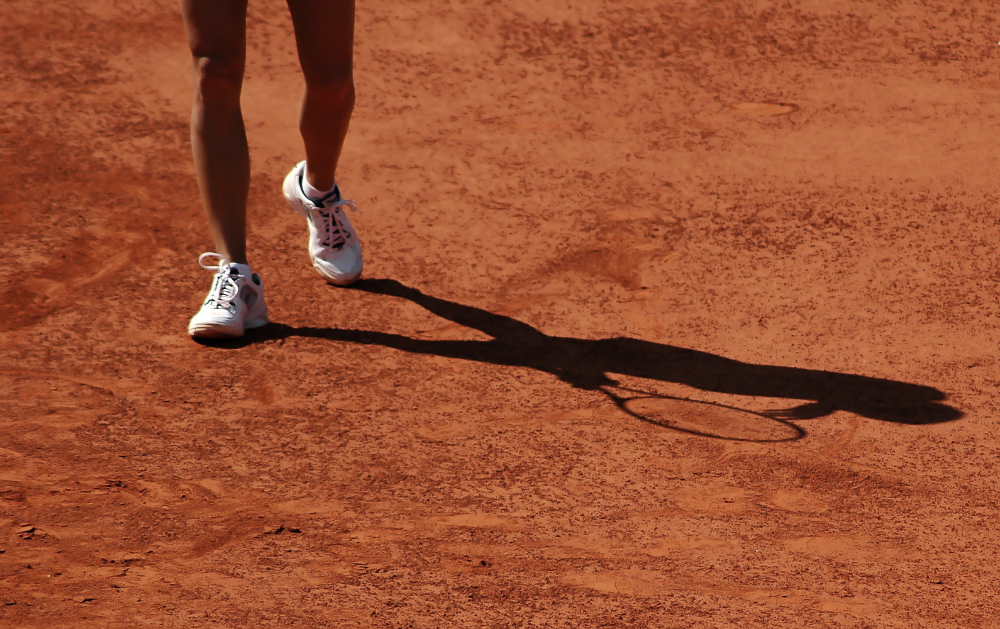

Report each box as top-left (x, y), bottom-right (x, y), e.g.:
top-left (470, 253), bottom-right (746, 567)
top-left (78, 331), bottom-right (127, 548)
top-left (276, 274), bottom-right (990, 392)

top-left (305, 71), bottom-right (355, 108)
top-left (191, 55), bottom-right (243, 111)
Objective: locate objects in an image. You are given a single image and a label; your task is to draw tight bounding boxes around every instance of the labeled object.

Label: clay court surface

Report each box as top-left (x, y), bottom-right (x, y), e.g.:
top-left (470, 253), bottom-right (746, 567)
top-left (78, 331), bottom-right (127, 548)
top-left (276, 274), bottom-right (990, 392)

top-left (3, 0), bottom-right (1000, 626)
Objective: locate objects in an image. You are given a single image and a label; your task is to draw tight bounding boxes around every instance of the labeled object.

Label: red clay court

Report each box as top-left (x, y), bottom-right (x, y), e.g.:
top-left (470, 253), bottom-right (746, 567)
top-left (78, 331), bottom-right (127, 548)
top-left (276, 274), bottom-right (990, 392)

top-left (2, 0), bottom-right (999, 626)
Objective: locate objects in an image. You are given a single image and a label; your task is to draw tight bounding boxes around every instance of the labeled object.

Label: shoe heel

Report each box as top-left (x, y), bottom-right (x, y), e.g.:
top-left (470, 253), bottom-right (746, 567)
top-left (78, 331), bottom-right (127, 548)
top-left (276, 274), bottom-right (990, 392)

top-left (282, 163), bottom-right (309, 217)
top-left (244, 300), bottom-right (270, 330)
top-left (244, 315), bottom-right (269, 330)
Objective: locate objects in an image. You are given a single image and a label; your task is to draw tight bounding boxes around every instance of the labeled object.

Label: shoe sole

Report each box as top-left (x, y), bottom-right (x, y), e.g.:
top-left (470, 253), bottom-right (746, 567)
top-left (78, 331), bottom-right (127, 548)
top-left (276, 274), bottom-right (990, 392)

top-left (189, 323), bottom-right (243, 339)
top-left (188, 318), bottom-right (268, 339)
top-left (283, 164), bottom-right (363, 287)
top-left (312, 258), bottom-right (362, 287)
top-left (188, 304), bottom-right (269, 339)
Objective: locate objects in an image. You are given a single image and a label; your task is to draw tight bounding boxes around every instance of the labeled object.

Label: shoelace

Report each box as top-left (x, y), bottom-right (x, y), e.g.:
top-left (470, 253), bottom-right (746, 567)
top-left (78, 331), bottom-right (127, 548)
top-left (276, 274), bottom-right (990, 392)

top-left (316, 198), bottom-right (358, 250)
top-left (198, 252), bottom-right (239, 310)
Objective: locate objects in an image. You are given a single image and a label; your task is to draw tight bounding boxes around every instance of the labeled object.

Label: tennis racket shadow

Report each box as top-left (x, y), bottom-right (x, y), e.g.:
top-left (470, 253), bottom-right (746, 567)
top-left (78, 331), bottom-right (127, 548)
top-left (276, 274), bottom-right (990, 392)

top-left (599, 385), bottom-right (806, 442)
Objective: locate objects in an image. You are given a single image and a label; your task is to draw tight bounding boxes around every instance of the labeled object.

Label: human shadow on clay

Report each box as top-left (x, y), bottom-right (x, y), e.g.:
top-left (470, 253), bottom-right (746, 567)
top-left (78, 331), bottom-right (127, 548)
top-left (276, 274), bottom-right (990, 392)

top-left (221, 279), bottom-right (962, 441)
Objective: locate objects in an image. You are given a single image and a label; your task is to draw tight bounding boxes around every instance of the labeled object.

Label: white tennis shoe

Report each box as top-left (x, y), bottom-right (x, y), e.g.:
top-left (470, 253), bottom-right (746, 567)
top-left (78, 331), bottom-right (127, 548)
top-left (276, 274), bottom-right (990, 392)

top-left (282, 160), bottom-right (363, 286)
top-left (188, 253), bottom-right (270, 338)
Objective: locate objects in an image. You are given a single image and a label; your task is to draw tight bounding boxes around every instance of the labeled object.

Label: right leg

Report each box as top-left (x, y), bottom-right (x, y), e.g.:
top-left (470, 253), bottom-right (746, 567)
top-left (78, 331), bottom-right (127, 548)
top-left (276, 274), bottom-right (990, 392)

top-left (180, 0), bottom-right (250, 264)
top-left (182, 0), bottom-right (269, 339)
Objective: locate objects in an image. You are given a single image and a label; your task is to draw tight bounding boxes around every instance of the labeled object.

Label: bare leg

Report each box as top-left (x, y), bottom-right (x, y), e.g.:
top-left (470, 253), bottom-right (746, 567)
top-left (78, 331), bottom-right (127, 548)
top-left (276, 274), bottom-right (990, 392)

top-left (287, 0), bottom-right (356, 191)
top-left (180, 0), bottom-right (250, 264)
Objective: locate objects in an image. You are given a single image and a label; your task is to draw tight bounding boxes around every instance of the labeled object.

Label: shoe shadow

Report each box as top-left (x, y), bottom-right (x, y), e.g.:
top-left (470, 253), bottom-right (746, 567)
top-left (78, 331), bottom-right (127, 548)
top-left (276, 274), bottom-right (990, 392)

top-left (205, 279), bottom-right (963, 441)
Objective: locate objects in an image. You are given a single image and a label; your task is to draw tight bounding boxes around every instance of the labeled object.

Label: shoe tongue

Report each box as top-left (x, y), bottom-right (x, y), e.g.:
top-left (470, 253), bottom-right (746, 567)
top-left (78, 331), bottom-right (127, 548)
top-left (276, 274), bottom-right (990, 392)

top-left (315, 185), bottom-right (341, 207)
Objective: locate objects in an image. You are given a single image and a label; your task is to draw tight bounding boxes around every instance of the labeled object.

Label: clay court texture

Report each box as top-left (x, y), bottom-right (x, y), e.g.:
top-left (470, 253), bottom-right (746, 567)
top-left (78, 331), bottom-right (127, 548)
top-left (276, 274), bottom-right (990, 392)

top-left (2, 0), bottom-right (999, 626)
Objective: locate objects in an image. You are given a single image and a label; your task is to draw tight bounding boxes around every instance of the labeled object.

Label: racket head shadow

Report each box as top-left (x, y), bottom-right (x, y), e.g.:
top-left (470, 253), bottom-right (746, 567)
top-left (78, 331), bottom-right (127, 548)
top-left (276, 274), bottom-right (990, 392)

top-left (604, 388), bottom-right (805, 442)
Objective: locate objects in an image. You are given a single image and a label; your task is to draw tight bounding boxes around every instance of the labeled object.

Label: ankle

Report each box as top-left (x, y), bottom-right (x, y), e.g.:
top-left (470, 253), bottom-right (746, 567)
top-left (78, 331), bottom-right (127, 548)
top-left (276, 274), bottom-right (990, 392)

top-left (302, 165), bottom-right (337, 199)
top-left (221, 251), bottom-right (248, 266)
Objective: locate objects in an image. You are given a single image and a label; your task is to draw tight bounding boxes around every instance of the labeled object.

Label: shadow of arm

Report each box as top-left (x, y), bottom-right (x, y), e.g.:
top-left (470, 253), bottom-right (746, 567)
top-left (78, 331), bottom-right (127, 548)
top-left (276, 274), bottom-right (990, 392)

top-left (598, 338), bottom-right (963, 424)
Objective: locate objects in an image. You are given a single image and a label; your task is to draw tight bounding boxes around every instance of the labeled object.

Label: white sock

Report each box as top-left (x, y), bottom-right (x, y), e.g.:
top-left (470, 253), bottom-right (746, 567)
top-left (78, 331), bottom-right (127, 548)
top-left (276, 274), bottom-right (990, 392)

top-left (301, 166), bottom-right (338, 203)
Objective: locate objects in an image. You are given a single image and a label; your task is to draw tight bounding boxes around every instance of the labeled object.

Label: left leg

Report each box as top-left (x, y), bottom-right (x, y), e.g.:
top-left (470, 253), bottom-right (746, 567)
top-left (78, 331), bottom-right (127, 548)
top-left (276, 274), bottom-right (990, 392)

top-left (282, 0), bottom-right (362, 286)
top-left (286, 0), bottom-right (356, 191)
